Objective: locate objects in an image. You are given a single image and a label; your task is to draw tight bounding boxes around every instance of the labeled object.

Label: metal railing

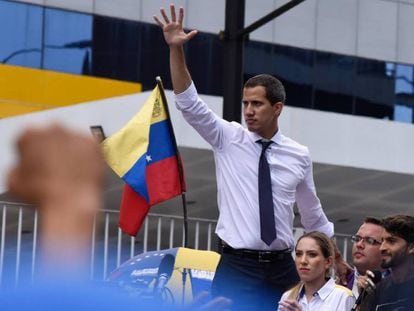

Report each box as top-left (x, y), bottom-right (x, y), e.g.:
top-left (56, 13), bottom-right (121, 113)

top-left (0, 201), bottom-right (219, 286)
top-left (92, 209), bottom-right (219, 281)
top-left (0, 201), bottom-right (353, 287)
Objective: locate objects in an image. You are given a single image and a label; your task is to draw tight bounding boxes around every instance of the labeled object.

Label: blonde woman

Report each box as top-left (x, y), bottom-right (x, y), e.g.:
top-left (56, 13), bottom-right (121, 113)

top-left (278, 232), bottom-right (355, 311)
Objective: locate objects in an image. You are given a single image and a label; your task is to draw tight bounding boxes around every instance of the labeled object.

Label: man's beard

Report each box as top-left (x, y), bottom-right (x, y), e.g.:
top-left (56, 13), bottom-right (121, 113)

top-left (380, 255), bottom-right (392, 269)
top-left (380, 249), bottom-right (406, 269)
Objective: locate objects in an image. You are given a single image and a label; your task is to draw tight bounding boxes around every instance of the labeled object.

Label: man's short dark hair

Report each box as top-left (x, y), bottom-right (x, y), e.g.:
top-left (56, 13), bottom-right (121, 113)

top-left (382, 215), bottom-right (414, 243)
top-left (364, 216), bottom-right (382, 226)
top-left (244, 74), bottom-right (286, 105)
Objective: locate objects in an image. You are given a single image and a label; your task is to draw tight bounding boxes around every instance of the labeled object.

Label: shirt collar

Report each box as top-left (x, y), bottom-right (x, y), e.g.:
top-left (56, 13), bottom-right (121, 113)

top-left (315, 278), bottom-right (336, 301)
top-left (382, 269), bottom-right (391, 278)
top-left (354, 267), bottom-right (361, 278)
top-left (250, 129), bottom-right (283, 145)
top-left (298, 283), bottom-right (305, 299)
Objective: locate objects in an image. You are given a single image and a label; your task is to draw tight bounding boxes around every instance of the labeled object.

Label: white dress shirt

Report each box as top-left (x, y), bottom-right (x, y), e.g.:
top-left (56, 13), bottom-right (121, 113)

top-left (278, 278), bottom-right (355, 311)
top-left (175, 82), bottom-right (333, 250)
top-left (352, 267), bottom-right (361, 299)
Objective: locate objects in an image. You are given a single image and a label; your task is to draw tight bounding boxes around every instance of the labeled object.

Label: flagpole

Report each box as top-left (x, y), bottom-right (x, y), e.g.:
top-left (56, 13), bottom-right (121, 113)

top-left (156, 76), bottom-right (189, 249)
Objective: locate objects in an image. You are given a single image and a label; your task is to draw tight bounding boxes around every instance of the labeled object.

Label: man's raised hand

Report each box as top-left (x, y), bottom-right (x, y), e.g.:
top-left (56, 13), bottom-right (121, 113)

top-left (153, 4), bottom-right (198, 47)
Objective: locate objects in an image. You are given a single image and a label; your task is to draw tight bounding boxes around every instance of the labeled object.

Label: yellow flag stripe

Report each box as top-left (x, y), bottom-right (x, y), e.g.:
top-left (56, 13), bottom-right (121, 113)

top-left (102, 85), bottom-right (166, 176)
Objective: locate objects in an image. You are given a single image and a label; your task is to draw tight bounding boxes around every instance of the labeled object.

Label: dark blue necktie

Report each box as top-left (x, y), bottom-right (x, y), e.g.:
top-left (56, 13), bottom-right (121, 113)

top-left (257, 140), bottom-right (276, 246)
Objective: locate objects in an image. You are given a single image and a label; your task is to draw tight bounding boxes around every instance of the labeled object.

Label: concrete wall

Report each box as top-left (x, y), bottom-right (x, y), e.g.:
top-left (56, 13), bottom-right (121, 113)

top-left (0, 90), bottom-right (219, 192)
top-left (12, 0), bottom-right (414, 65)
top-left (1, 90), bottom-right (413, 193)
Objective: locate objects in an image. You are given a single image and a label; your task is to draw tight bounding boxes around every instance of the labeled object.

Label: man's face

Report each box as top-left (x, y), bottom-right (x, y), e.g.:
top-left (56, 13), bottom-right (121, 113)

top-left (380, 231), bottom-right (412, 269)
top-left (352, 223), bottom-right (384, 274)
top-left (242, 86), bottom-right (282, 139)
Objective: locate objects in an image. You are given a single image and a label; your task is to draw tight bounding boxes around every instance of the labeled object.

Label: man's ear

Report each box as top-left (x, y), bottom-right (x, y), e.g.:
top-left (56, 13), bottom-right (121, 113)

top-left (274, 102), bottom-right (283, 117)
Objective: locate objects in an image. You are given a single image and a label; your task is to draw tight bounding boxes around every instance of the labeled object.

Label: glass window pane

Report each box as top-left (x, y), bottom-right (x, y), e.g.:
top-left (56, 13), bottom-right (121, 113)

top-left (91, 15), bottom-right (142, 84)
top-left (314, 90), bottom-right (354, 115)
top-left (394, 104), bottom-right (413, 123)
top-left (395, 64), bottom-right (414, 95)
top-left (272, 45), bottom-right (314, 108)
top-left (43, 8), bottom-right (92, 74)
top-left (245, 41), bottom-right (274, 77)
top-left (394, 64), bottom-right (414, 123)
top-left (0, 1), bottom-right (42, 68)
top-left (187, 33), bottom-right (223, 96)
top-left (281, 80), bottom-right (313, 109)
top-left (354, 58), bottom-right (394, 120)
top-left (385, 62), bottom-right (395, 77)
top-left (137, 22), bottom-right (170, 90)
top-left (354, 97), bottom-right (393, 120)
top-left (314, 52), bottom-right (355, 114)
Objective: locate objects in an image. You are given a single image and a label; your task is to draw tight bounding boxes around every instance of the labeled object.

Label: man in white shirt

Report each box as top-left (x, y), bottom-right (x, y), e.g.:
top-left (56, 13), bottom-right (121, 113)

top-left (154, 5), bottom-right (337, 310)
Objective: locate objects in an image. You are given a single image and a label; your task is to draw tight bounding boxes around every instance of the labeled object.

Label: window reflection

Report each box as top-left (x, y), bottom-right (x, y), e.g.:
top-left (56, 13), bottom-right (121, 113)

top-left (91, 15), bottom-right (143, 84)
top-left (43, 8), bottom-right (92, 74)
top-left (354, 97), bottom-right (393, 120)
top-left (394, 64), bottom-right (414, 123)
top-left (394, 105), bottom-right (413, 123)
top-left (385, 63), bottom-right (395, 77)
top-left (187, 32), bottom-right (223, 96)
top-left (395, 64), bottom-right (414, 94)
top-left (245, 41), bottom-right (275, 75)
top-left (355, 58), bottom-right (394, 120)
top-left (0, 1), bottom-right (42, 67)
top-left (314, 52), bottom-right (355, 114)
top-left (272, 45), bottom-right (313, 108)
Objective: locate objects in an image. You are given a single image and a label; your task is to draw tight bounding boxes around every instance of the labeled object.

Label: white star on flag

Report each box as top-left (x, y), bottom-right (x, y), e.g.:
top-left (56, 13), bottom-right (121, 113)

top-left (146, 155), bottom-right (152, 162)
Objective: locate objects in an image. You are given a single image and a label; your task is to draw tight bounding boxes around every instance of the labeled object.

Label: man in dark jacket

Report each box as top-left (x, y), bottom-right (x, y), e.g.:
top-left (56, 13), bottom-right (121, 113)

top-left (361, 215), bottom-right (414, 311)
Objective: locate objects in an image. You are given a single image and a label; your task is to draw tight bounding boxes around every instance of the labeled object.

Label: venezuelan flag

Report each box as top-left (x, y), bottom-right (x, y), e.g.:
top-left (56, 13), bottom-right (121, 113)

top-left (103, 84), bottom-right (185, 236)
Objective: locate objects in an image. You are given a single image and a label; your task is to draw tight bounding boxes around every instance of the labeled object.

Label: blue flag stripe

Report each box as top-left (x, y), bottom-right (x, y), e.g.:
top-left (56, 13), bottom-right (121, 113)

top-left (122, 119), bottom-right (176, 203)
top-left (147, 119), bottom-right (176, 163)
top-left (123, 155), bottom-right (149, 202)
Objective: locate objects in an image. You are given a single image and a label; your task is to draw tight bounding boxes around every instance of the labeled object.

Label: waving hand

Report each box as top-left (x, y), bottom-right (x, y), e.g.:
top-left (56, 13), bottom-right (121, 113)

top-left (153, 4), bottom-right (198, 47)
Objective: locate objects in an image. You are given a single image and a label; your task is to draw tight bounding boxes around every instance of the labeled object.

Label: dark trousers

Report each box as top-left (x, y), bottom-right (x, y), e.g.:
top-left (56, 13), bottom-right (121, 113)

top-left (211, 250), bottom-right (299, 311)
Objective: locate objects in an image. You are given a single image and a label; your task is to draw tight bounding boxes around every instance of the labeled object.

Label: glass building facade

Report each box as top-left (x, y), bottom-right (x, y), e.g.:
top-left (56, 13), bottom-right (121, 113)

top-left (1, 0), bottom-right (413, 123)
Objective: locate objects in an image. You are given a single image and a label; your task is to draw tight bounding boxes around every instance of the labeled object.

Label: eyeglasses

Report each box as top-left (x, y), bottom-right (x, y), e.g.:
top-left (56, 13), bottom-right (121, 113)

top-left (351, 235), bottom-right (382, 246)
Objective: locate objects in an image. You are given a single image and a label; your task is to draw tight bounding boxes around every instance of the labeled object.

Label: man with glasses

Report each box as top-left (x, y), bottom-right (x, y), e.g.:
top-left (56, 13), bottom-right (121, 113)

top-left (349, 217), bottom-right (386, 298)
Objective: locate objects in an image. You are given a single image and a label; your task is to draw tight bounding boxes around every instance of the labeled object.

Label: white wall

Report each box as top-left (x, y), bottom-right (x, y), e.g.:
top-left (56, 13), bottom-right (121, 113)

top-left (12, 0), bottom-right (414, 65)
top-left (281, 106), bottom-right (414, 174)
top-left (0, 90), bottom-right (220, 193)
top-left (1, 90), bottom-right (414, 193)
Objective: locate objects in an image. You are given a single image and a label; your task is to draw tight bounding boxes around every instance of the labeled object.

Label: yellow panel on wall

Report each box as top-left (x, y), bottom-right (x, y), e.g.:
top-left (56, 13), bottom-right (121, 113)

top-left (0, 64), bottom-right (142, 118)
